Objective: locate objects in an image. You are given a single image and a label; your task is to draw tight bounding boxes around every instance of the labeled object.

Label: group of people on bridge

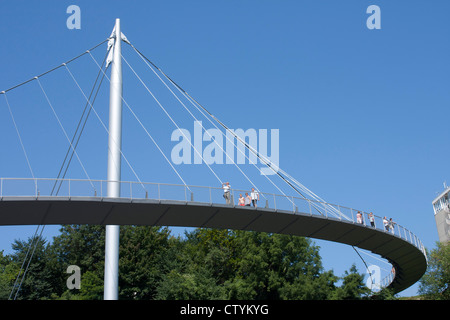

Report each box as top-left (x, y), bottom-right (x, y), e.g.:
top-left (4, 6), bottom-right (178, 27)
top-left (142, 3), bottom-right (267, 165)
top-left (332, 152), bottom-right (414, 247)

top-left (222, 182), bottom-right (260, 208)
top-left (356, 211), bottom-right (396, 234)
top-left (222, 183), bottom-right (397, 234)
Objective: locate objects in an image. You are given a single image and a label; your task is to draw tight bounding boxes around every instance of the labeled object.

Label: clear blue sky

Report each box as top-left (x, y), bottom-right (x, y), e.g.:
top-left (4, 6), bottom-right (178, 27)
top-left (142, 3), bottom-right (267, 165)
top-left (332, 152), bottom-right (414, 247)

top-left (1, 1), bottom-right (449, 297)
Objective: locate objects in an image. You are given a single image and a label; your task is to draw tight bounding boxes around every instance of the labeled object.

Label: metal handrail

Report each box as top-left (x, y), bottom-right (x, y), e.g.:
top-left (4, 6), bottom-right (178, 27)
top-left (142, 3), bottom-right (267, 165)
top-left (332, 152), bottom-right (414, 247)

top-left (0, 177), bottom-right (427, 289)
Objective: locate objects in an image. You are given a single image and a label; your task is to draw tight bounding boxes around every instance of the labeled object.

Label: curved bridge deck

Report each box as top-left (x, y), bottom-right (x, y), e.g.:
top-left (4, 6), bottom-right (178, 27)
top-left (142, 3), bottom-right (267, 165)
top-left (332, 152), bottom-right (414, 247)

top-left (0, 178), bottom-right (427, 294)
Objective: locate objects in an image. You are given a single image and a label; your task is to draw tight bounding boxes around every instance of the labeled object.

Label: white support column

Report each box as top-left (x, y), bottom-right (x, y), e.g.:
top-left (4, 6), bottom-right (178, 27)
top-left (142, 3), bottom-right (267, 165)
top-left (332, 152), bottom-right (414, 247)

top-left (104, 18), bottom-right (123, 300)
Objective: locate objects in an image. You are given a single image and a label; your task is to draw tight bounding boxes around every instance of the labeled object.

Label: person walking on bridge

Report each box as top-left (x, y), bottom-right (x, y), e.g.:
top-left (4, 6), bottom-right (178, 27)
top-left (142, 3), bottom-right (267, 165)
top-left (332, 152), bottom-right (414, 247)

top-left (222, 182), bottom-right (231, 205)
top-left (389, 218), bottom-right (396, 234)
top-left (244, 192), bottom-right (251, 206)
top-left (383, 216), bottom-right (389, 232)
top-left (250, 188), bottom-right (259, 207)
top-left (368, 212), bottom-right (375, 228)
top-left (356, 211), bottom-right (363, 224)
top-left (238, 194), bottom-right (245, 206)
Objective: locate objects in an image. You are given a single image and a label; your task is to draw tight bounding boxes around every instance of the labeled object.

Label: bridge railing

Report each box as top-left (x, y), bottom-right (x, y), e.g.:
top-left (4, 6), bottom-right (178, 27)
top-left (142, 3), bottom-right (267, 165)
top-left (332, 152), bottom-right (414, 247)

top-left (0, 177), bottom-right (426, 251)
top-left (0, 177), bottom-right (426, 289)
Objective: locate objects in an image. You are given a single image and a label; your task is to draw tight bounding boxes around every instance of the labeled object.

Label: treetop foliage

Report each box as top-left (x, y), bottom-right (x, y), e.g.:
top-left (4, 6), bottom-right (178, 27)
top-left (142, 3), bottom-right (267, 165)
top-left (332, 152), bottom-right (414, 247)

top-left (0, 225), bottom-right (381, 300)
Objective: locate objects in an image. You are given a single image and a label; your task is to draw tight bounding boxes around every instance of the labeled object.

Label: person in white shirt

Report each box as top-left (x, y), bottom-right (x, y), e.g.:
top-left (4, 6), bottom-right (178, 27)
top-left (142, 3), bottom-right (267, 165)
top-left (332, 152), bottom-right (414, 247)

top-left (356, 211), bottom-right (363, 224)
top-left (383, 216), bottom-right (389, 232)
top-left (222, 182), bottom-right (231, 205)
top-left (368, 212), bottom-right (375, 228)
top-left (250, 188), bottom-right (259, 207)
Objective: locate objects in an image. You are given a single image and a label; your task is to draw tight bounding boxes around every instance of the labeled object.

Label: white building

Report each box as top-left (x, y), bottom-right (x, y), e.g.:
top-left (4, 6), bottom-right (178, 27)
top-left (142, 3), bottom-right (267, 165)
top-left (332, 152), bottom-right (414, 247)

top-left (432, 186), bottom-right (450, 244)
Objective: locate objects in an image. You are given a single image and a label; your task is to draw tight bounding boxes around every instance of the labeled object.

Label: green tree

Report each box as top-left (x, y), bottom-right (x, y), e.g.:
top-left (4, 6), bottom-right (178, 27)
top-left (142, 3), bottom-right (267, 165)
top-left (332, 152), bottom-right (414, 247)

top-left (119, 226), bottom-right (175, 299)
top-left (0, 250), bottom-right (18, 300)
top-left (78, 270), bottom-right (103, 300)
top-left (52, 225), bottom-right (105, 273)
top-left (331, 264), bottom-right (370, 300)
top-left (187, 229), bottom-right (238, 284)
top-left (418, 242), bottom-right (450, 300)
top-left (156, 266), bottom-right (226, 299)
top-left (156, 229), bottom-right (348, 300)
top-left (8, 236), bottom-right (62, 300)
top-left (51, 225), bottom-right (105, 300)
top-left (0, 226), bottom-right (384, 300)
top-left (155, 228), bottom-right (229, 299)
top-left (52, 225), bottom-right (179, 300)
top-left (224, 231), bottom-right (335, 300)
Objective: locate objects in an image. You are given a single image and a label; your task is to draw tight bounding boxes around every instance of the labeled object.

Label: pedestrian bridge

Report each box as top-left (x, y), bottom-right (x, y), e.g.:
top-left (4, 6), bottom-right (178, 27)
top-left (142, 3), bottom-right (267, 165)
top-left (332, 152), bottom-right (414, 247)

top-left (0, 178), bottom-right (427, 294)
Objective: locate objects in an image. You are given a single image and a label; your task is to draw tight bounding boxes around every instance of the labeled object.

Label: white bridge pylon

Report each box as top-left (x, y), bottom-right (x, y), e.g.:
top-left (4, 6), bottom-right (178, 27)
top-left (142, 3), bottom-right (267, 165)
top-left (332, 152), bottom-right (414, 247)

top-left (104, 18), bottom-right (123, 301)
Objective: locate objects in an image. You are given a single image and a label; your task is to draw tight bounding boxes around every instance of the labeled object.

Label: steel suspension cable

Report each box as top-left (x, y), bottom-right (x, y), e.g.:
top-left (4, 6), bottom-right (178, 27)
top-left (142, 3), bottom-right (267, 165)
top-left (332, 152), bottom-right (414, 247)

top-left (2, 93), bottom-right (36, 183)
top-left (147, 46), bottom-right (347, 219)
top-left (127, 45), bottom-right (306, 187)
top-left (88, 51), bottom-right (191, 190)
top-left (0, 38), bottom-right (110, 95)
top-left (0, 38), bottom-right (111, 196)
top-left (51, 47), bottom-right (111, 196)
top-left (128, 48), bottom-right (269, 199)
top-left (11, 226), bottom-right (46, 300)
top-left (64, 63), bottom-right (147, 192)
top-left (36, 78), bottom-right (95, 191)
top-left (3, 93), bottom-right (43, 300)
top-left (121, 54), bottom-right (223, 185)
top-left (125, 43), bottom-right (344, 216)
top-left (130, 47), bottom-right (308, 208)
top-left (352, 246), bottom-right (375, 293)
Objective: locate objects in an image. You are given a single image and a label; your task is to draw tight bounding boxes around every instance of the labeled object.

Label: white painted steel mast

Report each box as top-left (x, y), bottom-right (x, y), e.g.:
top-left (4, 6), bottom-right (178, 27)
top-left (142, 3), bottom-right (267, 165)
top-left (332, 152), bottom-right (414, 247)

top-left (104, 18), bottom-right (123, 300)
